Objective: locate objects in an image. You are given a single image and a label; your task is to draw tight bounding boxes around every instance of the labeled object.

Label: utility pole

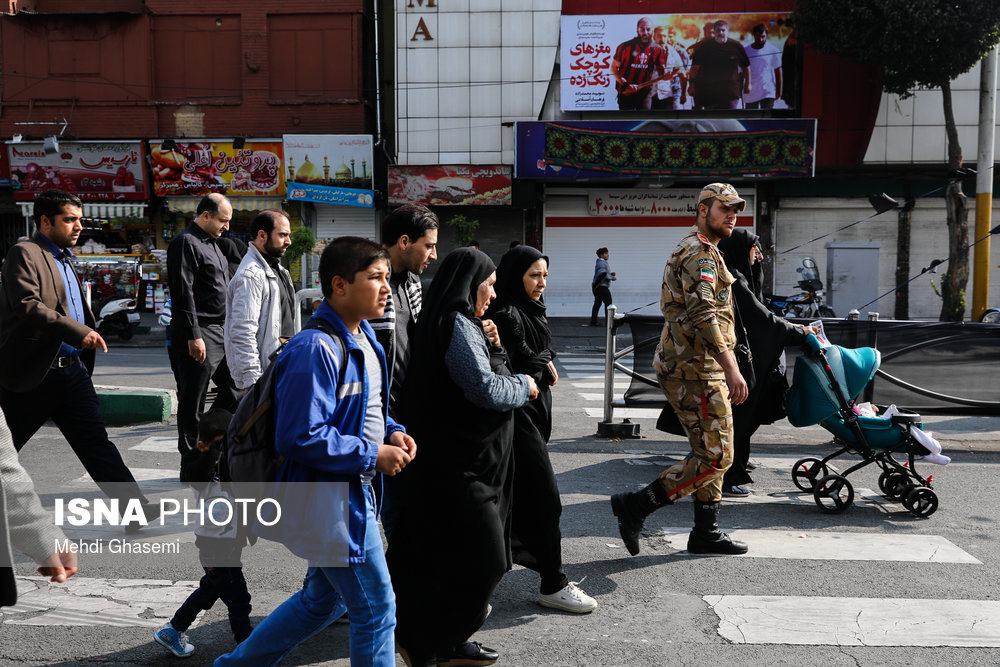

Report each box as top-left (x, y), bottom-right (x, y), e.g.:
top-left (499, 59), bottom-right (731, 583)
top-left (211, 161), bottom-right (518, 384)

top-left (973, 46), bottom-right (997, 320)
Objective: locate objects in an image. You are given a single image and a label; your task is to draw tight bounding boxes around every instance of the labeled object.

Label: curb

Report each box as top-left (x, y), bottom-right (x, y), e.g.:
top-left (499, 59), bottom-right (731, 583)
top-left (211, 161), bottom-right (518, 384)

top-left (94, 385), bottom-right (176, 425)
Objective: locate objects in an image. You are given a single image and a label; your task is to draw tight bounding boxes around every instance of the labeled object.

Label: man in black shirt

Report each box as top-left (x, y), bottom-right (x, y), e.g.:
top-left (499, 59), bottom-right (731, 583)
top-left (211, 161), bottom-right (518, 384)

top-left (167, 193), bottom-right (241, 456)
top-left (690, 19), bottom-right (751, 110)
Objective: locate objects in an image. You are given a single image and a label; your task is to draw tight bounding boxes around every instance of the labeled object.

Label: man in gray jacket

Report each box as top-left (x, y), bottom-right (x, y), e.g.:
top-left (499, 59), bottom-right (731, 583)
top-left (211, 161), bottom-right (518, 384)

top-left (224, 210), bottom-right (294, 392)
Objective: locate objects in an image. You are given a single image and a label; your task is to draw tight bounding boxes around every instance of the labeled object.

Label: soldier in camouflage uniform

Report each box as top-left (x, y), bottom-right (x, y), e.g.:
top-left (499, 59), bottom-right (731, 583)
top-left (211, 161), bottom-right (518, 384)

top-left (611, 183), bottom-right (750, 556)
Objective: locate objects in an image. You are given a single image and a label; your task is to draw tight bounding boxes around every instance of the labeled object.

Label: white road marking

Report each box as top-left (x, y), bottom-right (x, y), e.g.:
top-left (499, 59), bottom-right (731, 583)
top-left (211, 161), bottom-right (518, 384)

top-left (707, 596), bottom-right (1000, 646)
top-left (131, 436), bottom-right (177, 453)
top-left (584, 407), bottom-right (661, 419)
top-left (5, 577), bottom-right (201, 627)
top-left (658, 529), bottom-right (980, 563)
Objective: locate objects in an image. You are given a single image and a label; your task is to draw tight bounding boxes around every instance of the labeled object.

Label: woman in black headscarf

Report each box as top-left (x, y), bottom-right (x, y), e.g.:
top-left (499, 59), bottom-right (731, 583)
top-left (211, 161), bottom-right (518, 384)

top-left (387, 247), bottom-right (537, 667)
top-left (716, 230), bottom-right (813, 495)
top-left (486, 246), bottom-right (597, 614)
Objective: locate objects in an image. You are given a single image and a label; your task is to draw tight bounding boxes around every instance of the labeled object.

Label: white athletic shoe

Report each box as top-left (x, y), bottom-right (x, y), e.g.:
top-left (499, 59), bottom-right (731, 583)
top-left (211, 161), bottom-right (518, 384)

top-left (537, 581), bottom-right (597, 614)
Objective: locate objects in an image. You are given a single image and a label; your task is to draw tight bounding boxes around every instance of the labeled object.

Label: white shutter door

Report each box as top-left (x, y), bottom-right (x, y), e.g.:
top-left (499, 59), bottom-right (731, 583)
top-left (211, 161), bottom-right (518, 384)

top-left (542, 188), bottom-right (756, 317)
top-left (313, 204), bottom-right (378, 241)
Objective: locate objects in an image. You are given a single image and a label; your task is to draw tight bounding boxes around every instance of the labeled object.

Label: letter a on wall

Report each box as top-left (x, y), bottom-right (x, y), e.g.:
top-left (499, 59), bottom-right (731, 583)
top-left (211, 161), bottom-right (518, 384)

top-left (411, 17), bottom-right (434, 41)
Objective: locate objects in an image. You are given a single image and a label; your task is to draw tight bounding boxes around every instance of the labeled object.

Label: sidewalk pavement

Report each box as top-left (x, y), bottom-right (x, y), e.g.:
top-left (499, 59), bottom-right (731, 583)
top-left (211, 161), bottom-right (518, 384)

top-left (97, 314), bottom-right (1000, 453)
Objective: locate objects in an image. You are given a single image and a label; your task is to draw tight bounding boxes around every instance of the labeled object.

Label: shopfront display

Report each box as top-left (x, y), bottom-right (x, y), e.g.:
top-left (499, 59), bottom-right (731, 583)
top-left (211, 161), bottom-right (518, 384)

top-left (74, 254), bottom-right (141, 307)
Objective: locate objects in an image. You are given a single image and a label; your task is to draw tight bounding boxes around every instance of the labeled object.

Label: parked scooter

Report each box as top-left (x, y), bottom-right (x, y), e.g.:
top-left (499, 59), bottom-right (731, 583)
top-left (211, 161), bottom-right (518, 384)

top-left (95, 296), bottom-right (140, 340)
top-left (763, 256), bottom-right (836, 318)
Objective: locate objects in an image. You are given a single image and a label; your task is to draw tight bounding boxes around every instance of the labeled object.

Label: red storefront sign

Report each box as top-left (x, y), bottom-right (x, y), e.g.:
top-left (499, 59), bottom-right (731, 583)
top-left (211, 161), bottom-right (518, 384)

top-left (388, 165), bottom-right (512, 206)
top-left (7, 141), bottom-right (148, 200)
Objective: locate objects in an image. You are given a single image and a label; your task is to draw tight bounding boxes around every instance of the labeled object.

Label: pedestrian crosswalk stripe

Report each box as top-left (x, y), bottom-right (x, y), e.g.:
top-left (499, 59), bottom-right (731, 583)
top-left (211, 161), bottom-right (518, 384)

top-left (657, 529), bottom-right (980, 563)
top-left (131, 436), bottom-right (176, 453)
top-left (584, 407), bottom-right (661, 418)
top-left (707, 596), bottom-right (1000, 646)
top-left (5, 576), bottom-right (201, 627)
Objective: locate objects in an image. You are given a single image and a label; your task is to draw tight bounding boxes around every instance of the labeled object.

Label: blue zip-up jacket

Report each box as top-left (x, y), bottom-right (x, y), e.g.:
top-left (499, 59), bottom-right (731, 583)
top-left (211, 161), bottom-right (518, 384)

top-left (255, 301), bottom-right (404, 565)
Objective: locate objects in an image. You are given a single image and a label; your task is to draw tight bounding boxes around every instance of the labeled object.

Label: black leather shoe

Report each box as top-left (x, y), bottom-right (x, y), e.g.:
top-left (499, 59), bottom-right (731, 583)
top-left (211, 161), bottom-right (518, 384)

top-left (437, 641), bottom-right (499, 667)
top-left (687, 530), bottom-right (749, 555)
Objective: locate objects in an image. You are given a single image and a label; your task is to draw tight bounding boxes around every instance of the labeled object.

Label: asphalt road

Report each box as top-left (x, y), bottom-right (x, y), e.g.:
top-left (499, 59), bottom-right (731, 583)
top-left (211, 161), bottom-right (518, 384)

top-left (2, 340), bottom-right (999, 666)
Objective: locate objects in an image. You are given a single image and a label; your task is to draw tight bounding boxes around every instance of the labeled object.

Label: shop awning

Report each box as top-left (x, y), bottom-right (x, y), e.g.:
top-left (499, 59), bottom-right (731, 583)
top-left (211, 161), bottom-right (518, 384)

top-left (19, 202), bottom-right (148, 220)
top-left (165, 196), bottom-right (285, 214)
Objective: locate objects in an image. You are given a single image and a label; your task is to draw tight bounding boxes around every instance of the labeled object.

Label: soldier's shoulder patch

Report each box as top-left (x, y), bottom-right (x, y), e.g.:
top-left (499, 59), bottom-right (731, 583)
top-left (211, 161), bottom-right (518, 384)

top-left (700, 267), bottom-right (715, 283)
top-left (697, 257), bottom-right (716, 268)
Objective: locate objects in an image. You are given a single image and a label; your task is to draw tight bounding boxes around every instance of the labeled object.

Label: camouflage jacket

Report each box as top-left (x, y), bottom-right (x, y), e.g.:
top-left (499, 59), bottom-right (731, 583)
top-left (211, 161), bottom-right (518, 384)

top-left (654, 227), bottom-right (737, 380)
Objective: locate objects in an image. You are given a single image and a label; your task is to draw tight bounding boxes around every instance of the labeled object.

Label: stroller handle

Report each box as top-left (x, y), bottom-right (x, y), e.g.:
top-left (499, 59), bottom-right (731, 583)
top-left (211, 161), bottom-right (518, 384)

top-left (804, 333), bottom-right (823, 353)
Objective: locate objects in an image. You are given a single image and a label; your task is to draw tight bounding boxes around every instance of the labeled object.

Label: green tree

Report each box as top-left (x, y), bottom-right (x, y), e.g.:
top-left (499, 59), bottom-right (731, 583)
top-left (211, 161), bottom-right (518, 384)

top-left (794, 0), bottom-right (1000, 320)
top-left (446, 213), bottom-right (480, 247)
top-left (286, 225), bottom-right (316, 261)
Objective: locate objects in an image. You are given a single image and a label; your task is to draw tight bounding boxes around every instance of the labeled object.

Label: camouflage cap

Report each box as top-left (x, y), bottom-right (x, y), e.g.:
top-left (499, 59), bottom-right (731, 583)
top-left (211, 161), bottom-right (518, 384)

top-left (698, 183), bottom-right (746, 212)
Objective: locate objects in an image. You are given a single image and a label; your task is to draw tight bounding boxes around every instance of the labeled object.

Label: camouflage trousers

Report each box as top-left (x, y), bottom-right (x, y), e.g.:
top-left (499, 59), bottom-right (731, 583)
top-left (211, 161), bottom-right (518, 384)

top-left (654, 377), bottom-right (733, 502)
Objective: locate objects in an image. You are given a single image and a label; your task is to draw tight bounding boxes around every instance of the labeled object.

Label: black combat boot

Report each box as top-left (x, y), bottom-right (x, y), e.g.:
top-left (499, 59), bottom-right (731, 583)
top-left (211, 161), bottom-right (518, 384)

top-left (687, 500), bottom-right (748, 555)
top-left (610, 481), bottom-right (673, 556)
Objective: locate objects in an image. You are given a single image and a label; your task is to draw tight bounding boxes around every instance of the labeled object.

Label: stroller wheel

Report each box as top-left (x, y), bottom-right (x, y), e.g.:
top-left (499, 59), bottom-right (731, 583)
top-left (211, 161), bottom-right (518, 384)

top-left (813, 474), bottom-right (854, 513)
top-left (903, 487), bottom-right (939, 517)
top-left (883, 473), bottom-right (913, 501)
top-left (792, 457), bottom-right (829, 492)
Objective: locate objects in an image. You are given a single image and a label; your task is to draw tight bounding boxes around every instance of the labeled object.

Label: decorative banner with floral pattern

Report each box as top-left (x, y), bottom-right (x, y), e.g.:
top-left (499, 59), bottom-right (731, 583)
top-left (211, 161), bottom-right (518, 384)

top-left (515, 118), bottom-right (816, 180)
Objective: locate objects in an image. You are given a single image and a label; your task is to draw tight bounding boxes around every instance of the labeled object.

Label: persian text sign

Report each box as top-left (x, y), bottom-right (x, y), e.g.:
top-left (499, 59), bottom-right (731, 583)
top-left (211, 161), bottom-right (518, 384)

top-left (8, 141), bottom-right (148, 201)
top-left (561, 13), bottom-right (795, 112)
top-left (388, 165), bottom-right (512, 206)
top-left (150, 140), bottom-right (285, 197)
top-left (283, 135), bottom-right (374, 208)
top-left (587, 189), bottom-right (754, 224)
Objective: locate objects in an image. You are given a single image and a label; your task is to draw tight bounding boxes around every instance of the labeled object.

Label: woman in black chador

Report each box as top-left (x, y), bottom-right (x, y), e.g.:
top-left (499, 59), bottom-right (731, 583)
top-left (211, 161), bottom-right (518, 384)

top-left (485, 246), bottom-right (597, 614)
top-left (716, 230), bottom-right (812, 496)
top-left (387, 248), bottom-right (537, 667)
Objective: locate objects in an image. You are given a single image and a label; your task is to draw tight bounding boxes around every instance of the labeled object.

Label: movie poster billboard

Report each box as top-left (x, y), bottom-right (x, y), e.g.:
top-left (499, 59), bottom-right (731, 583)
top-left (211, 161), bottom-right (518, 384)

top-left (7, 141), bottom-right (148, 201)
top-left (149, 140), bottom-right (285, 197)
top-left (388, 165), bottom-right (512, 206)
top-left (515, 118), bottom-right (816, 180)
top-left (282, 135), bottom-right (374, 208)
top-left (561, 13), bottom-right (795, 112)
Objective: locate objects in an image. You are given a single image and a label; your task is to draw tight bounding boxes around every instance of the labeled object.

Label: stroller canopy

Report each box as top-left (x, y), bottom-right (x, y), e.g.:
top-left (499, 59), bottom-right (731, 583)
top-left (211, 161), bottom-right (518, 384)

top-left (786, 340), bottom-right (881, 427)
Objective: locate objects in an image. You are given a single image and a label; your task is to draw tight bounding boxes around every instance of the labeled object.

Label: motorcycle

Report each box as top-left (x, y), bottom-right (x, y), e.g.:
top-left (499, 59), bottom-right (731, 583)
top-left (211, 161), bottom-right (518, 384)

top-left (94, 296), bottom-right (140, 340)
top-left (763, 256), bottom-right (836, 319)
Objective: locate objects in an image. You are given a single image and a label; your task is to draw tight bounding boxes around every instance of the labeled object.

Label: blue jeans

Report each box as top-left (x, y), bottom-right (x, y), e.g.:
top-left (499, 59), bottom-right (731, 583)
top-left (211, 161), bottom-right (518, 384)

top-left (215, 488), bottom-right (396, 667)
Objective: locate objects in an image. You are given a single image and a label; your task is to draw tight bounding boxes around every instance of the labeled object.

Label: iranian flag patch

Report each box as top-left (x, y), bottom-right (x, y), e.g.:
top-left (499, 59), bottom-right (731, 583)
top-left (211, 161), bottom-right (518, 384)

top-left (700, 267), bottom-right (715, 283)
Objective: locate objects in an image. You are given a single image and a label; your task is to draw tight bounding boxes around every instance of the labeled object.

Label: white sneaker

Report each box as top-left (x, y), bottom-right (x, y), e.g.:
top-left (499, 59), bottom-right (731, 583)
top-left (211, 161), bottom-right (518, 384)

top-left (537, 581), bottom-right (597, 614)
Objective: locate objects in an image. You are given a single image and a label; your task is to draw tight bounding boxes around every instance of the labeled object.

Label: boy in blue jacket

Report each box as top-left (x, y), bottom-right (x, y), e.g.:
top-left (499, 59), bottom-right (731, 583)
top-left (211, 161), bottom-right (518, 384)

top-left (215, 236), bottom-right (415, 667)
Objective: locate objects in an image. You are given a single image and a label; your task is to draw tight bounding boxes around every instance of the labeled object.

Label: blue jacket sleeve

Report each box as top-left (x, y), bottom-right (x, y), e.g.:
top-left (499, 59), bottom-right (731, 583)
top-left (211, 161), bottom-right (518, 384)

top-left (273, 335), bottom-right (379, 475)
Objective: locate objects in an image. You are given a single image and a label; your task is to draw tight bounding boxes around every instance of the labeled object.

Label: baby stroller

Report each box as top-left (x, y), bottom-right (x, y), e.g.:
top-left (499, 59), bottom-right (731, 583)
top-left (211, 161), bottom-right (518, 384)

top-left (784, 334), bottom-right (940, 517)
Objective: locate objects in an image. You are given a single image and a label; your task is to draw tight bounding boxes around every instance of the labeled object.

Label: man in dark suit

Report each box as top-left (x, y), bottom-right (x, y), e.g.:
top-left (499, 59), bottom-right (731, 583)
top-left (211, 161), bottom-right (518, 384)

top-left (0, 189), bottom-right (155, 527)
top-left (167, 193), bottom-right (241, 458)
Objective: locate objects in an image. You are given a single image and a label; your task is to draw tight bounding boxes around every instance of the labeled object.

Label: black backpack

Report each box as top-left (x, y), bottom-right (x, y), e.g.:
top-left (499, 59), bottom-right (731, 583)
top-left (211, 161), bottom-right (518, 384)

top-left (220, 317), bottom-right (345, 499)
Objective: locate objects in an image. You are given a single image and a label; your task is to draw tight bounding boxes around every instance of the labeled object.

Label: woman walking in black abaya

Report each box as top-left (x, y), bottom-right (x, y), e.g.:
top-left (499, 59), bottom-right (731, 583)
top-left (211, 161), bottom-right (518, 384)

top-left (716, 230), bottom-right (814, 496)
top-left (486, 246), bottom-right (597, 613)
top-left (387, 248), bottom-right (538, 667)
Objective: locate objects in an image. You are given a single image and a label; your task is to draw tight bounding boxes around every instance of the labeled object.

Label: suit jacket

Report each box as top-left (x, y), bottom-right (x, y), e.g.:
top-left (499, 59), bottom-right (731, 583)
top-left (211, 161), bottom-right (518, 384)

top-left (0, 233), bottom-right (96, 392)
